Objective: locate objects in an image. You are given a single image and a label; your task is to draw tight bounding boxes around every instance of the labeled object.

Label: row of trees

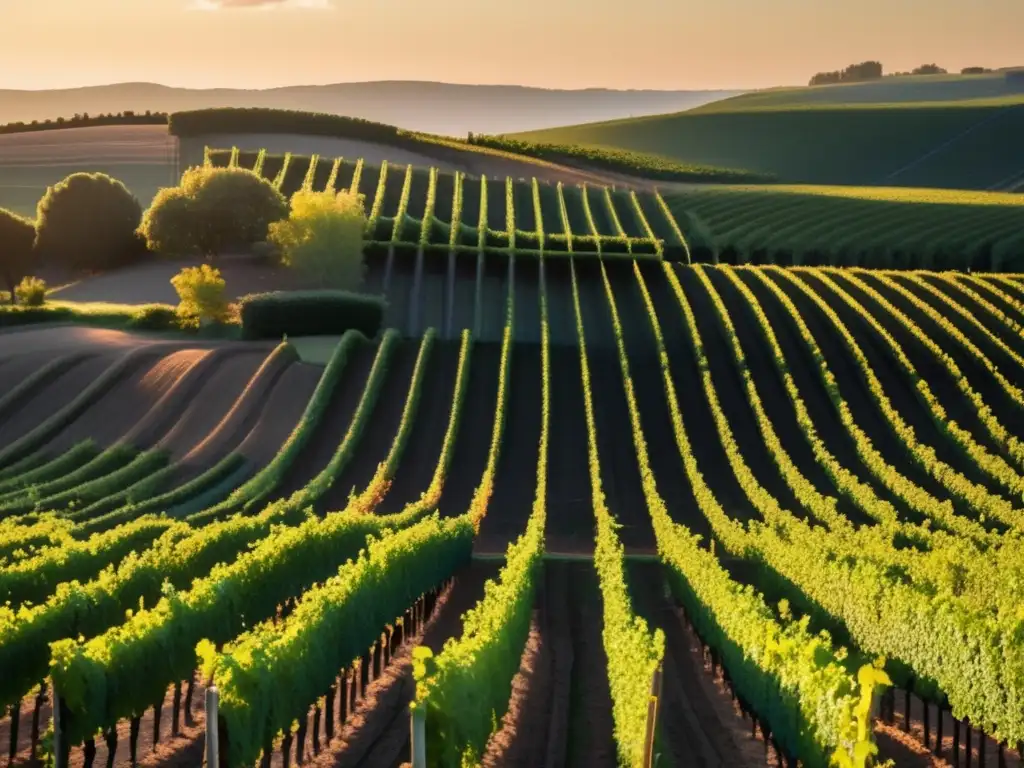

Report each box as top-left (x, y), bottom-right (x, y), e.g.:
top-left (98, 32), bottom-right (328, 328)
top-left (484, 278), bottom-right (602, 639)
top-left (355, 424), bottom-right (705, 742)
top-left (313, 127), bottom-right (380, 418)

top-left (0, 110), bottom-right (168, 136)
top-left (808, 61), bottom-right (991, 86)
top-left (0, 167), bottom-right (367, 308)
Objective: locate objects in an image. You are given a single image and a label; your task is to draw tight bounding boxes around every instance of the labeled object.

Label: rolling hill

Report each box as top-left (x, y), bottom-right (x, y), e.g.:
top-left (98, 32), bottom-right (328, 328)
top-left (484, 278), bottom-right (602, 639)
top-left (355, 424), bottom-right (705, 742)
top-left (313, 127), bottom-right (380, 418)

top-left (0, 81), bottom-right (741, 138)
top-left (512, 72), bottom-right (1024, 190)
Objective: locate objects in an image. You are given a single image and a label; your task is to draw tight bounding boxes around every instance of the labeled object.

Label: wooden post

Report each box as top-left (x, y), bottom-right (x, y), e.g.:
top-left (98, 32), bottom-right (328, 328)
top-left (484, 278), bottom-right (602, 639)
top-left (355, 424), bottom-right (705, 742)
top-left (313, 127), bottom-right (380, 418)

top-left (410, 706), bottom-right (427, 768)
top-left (473, 250), bottom-right (484, 339)
top-left (383, 244), bottom-right (396, 298)
top-left (445, 250), bottom-right (456, 339)
top-left (8, 702), bottom-right (19, 761)
top-left (642, 663), bottom-right (664, 768)
top-left (205, 686), bottom-right (219, 768)
top-left (52, 683), bottom-right (64, 768)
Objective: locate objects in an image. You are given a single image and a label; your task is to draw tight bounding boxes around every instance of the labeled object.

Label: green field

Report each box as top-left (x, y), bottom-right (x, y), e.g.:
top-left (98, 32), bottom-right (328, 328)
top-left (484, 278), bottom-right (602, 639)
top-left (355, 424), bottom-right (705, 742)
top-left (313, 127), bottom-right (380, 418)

top-left (514, 74), bottom-right (1024, 190)
top-left (665, 184), bottom-right (1024, 270)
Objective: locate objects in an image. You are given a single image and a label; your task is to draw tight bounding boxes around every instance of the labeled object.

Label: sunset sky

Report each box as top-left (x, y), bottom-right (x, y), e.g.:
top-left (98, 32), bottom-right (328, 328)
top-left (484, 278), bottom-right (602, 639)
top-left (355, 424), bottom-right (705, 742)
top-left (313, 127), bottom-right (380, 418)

top-left (4, 0), bottom-right (1022, 91)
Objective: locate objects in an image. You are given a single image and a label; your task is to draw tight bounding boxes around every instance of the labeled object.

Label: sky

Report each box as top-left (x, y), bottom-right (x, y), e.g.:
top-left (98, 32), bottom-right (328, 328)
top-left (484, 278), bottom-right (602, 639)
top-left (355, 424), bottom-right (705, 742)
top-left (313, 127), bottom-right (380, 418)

top-left (2, 0), bottom-right (1022, 91)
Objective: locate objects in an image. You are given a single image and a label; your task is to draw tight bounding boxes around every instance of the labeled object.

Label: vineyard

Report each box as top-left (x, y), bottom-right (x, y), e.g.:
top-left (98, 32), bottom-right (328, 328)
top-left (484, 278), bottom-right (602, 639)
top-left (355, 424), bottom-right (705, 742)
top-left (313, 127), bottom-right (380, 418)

top-left (2, 263), bottom-right (1024, 767)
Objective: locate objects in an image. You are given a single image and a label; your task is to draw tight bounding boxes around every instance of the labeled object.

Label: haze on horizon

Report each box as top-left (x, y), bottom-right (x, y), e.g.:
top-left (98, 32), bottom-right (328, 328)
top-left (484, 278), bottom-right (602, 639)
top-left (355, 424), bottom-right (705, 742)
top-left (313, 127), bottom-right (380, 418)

top-left (2, 0), bottom-right (1022, 92)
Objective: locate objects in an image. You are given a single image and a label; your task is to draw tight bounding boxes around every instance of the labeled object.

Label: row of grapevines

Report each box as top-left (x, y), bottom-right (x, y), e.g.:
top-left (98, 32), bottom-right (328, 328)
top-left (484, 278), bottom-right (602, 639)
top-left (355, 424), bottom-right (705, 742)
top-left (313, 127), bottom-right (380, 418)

top-left (202, 514), bottom-right (474, 767)
top-left (390, 163), bottom-right (414, 242)
top-left (48, 493), bottom-right (448, 745)
top-left (979, 274), bottom-right (1024, 309)
top-left (252, 148), bottom-right (266, 176)
top-left (468, 255), bottom-right (513, 529)
top-left (324, 157), bottom-right (341, 192)
top-left (419, 166), bottom-right (439, 247)
top-left (901, 272), bottom-right (1024, 376)
top-left (666, 265), bottom-right (1002, 598)
top-left (476, 176), bottom-right (488, 251)
top-left (504, 176), bottom-right (515, 249)
top-left (698, 267), bottom-right (1016, 593)
top-left (227, 146), bottom-right (239, 168)
top-left (0, 354), bottom-right (89, 425)
top-left (0, 514), bottom-right (72, 564)
top-left (719, 267), bottom-right (991, 543)
top-left (78, 453), bottom-right (248, 536)
top-left (0, 501), bottom-right (307, 709)
top-left (835, 268), bottom-right (1024, 479)
top-left (531, 177), bottom-right (545, 252)
top-left (274, 330), bottom-right (399, 515)
top-left (948, 273), bottom-right (1024, 346)
top-left (0, 445), bottom-right (138, 516)
top-left (555, 183), bottom-right (574, 253)
top-left (628, 190), bottom-right (662, 257)
top-left (352, 330), bottom-right (435, 509)
top-left (580, 184), bottom-right (602, 252)
top-left (411, 263), bottom-right (549, 767)
top-left (402, 330), bottom-right (473, 518)
top-left (653, 190), bottom-right (690, 263)
top-left (602, 186), bottom-right (630, 253)
top-left (769, 267), bottom-right (1024, 528)
top-left (349, 157), bottom-right (364, 195)
top-left (448, 171), bottom-right (464, 250)
top-left (187, 335), bottom-right (354, 522)
top-left (0, 441), bottom-right (98, 498)
top-left (366, 160), bottom-right (389, 233)
top-left (301, 154), bottom-right (320, 191)
top-left (35, 450), bottom-right (170, 518)
top-left (962, 274), bottom-right (1024, 323)
top-left (0, 516), bottom-right (180, 608)
top-left (657, 269), bottom-right (1024, 742)
top-left (271, 152), bottom-right (291, 190)
top-left (0, 348), bottom-right (155, 468)
top-left (624, 261), bottom-right (884, 767)
top-left (569, 258), bottom-right (664, 767)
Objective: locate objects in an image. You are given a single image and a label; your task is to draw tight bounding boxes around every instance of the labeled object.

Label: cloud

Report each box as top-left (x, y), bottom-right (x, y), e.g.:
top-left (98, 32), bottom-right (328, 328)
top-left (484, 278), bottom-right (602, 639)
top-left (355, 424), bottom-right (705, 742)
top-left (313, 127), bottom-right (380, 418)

top-left (189, 0), bottom-right (333, 10)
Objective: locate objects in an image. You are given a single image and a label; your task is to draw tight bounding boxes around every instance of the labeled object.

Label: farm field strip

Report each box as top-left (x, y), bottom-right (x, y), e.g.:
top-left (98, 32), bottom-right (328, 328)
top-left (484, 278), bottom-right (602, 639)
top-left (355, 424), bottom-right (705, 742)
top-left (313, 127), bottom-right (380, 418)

top-left (207, 148), bottom-right (664, 259)
top-left (763, 267), bottom-right (1024, 528)
top-left (824, 269), bottom-right (1024, 482)
top-left (8, 261), bottom-right (1024, 765)
top-left (610, 260), bottom-right (881, 766)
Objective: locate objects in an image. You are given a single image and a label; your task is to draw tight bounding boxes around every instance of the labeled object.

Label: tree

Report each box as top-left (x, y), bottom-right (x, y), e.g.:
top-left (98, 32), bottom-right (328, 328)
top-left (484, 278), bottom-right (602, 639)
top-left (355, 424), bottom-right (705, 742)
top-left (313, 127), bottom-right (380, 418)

top-left (171, 264), bottom-right (230, 325)
top-left (139, 166), bottom-right (287, 258)
top-left (809, 61), bottom-right (883, 86)
top-left (961, 66), bottom-right (991, 75)
top-left (267, 189), bottom-right (367, 290)
top-left (912, 64), bottom-right (947, 75)
top-left (34, 172), bottom-right (144, 272)
top-left (0, 208), bottom-right (36, 304)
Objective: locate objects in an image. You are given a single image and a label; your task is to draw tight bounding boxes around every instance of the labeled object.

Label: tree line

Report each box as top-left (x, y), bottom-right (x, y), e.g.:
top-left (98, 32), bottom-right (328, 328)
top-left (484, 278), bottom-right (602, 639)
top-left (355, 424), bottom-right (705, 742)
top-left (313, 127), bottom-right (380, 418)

top-left (809, 62), bottom-right (993, 86)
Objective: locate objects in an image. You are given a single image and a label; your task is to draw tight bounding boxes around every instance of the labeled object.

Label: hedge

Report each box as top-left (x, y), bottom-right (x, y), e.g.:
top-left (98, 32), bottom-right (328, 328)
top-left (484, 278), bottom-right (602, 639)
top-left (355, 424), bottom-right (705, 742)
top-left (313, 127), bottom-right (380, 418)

top-left (239, 290), bottom-right (385, 340)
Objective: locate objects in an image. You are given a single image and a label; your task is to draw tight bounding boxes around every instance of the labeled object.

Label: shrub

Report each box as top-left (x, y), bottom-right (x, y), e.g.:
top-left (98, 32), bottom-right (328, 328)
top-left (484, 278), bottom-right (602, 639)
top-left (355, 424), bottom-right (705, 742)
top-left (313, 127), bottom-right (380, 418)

top-left (128, 304), bottom-right (180, 331)
top-left (171, 264), bottom-right (230, 325)
top-left (238, 290), bottom-right (384, 340)
top-left (267, 189), bottom-right (367, 289)
top-left (15, 276), bottom-right (47, 306)
top-left (139, 166), bottom-right (287, 258)
top-left (34, 173), bottom-right (143, 271)
top-left (0, 208), bottom-right (36, 304)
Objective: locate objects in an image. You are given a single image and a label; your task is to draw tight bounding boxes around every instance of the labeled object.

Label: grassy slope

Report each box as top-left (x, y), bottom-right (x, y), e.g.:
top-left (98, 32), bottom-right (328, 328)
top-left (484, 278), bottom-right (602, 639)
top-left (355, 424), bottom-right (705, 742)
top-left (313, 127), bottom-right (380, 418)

top-left (513, 74), bottom-right (1024, 190)
top-left (664, 185), bottom-right (1024, 269)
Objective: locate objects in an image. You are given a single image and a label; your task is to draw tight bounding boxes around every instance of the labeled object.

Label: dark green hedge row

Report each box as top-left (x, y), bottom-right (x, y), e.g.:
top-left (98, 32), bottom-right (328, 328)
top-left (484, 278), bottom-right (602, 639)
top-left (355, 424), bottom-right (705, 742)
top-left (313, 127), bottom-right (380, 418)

top-left (169, 108), bottom-right (431, 150)
top-left (0, 111), bottom-right (168, 136)
top-left (239, 290), bottom-right (386, 340)
top-left (465, 135), bottom-right (775, 183)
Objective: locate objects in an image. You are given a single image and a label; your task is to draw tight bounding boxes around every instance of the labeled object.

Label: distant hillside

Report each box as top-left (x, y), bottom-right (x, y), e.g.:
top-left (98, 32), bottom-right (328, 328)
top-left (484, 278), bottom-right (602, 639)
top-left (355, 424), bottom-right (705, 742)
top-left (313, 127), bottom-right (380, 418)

top-left (0, 81), bottom-right (741, 137)
top-left (514, 73), bottom-right (1024, 190)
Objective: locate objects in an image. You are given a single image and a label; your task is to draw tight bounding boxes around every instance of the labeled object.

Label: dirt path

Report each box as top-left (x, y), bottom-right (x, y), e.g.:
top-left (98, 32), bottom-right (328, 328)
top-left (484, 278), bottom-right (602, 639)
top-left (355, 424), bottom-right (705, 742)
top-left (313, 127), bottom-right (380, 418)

top-left (0, 353), bottom-right (120, 447)
top-left (231, 361), bottom-right (324, 469)
top-left (154, 350), bottom-right (269, 460)
top-left (434, 342), bottom-right (501, 519)
top-left (275, 342), bottom-right (376, 498)
top-left (44, 348), bottom-right (209, 453)
top-left (475, 344), bottom-right (542, 555)
top-left (628, 561), bottom-right (765, 768)
top-left (318, 341), bottom-right (420, 512)
top-left (302, 561), bottom-right (498, 768)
